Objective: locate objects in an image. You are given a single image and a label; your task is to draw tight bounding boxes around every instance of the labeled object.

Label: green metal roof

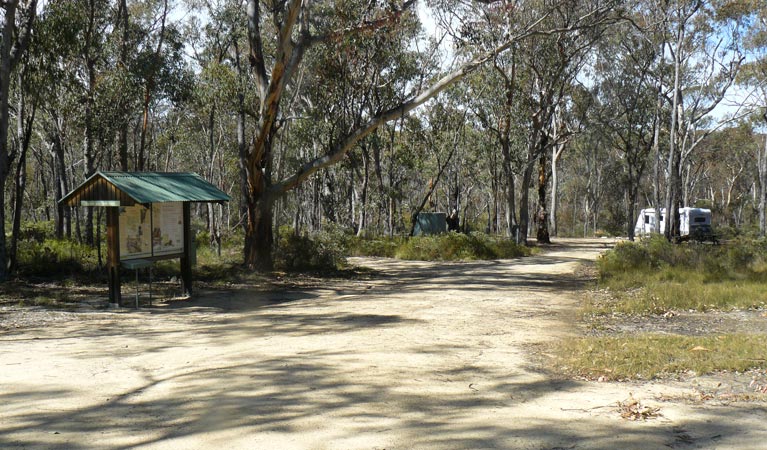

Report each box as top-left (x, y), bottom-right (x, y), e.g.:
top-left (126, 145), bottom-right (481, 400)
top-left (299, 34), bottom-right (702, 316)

top-left (61, 171), bottom-right (230, 206)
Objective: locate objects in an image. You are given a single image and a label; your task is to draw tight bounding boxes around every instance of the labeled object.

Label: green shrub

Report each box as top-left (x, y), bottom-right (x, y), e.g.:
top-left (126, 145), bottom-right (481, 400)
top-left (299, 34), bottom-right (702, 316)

top-left (274, 228), bottom-right (347, 272)
top-left (395, 232), bottom-right (529, 261)
top-left (595, 236), bottom-right (767, 313)
top-left (18, 221), bottom-right (55, 242)
top-left (346, 235), bottom-right (402, 258)
top-left (16, 238), bottom-right (100, 275)
top-left (194, 228), bottom-right (244, 250)
top-left (596, 239), bottom-right (651, 276)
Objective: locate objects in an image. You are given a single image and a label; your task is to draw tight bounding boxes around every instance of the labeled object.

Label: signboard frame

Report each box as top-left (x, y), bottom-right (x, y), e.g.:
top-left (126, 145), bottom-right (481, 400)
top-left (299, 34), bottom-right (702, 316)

top-left (119, 202), bottom-right (185, 261)
top-left (106, 202), bottom-right (193, 305)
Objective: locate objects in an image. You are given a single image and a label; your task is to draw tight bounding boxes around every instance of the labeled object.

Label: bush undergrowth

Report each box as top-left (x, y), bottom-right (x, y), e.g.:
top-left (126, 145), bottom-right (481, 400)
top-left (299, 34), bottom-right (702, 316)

top-left (274, 226), bottom-right (347, 272)
top-left (12, 220), bottom-right (531, 277)
top-left (395, 232), bottom-right (531, 261)
top-left (16, 238), bottom-right (101, 276)
top-left (595, 236), bottom-right (767, 313)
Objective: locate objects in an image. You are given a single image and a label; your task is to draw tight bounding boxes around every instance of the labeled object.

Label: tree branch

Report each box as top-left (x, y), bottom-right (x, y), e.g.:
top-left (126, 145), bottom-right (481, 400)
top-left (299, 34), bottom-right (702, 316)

top-left (8, 0), bottom-right (37, 72)
top-left (269, 0), bottom-right (624, 195)
top-left (307, 0), bottom-right (417, 45)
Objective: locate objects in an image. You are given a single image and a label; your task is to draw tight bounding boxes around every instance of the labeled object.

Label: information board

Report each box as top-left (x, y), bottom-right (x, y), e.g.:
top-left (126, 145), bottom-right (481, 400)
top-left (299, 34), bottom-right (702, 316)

top-left (119, 202), bottom-right (184, 260)
top-left (151, 202), bottom-right (184, 256)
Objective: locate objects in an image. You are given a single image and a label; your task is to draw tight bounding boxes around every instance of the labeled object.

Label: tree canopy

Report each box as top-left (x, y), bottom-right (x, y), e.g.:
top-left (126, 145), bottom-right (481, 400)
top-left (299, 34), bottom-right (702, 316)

top-left (0, 0), bottom-right (765, 276)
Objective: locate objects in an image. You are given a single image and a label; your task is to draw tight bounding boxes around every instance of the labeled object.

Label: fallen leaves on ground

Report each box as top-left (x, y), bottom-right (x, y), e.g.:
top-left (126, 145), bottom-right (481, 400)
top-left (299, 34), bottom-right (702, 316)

top-left (617, 393), bottom-right (661, 421)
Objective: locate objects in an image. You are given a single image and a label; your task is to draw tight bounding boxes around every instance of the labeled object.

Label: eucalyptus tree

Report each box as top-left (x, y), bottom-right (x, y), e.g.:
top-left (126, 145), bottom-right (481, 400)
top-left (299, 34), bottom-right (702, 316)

top-left (241, 0), bottom-right (620, 268)
top-left (0, 0), bottom-right (37, 281)
top-left (520, 0), bottom-right (614, 244)
top-left (591, 20), bottom-right (659, 240)
top-left (737, 0), bottom-right (767, 234)
top-left (656, 0), bottom-right (748, 240)
top-left (433, 0), bottom-right (619, 244)
top-left (184, 0), bottom-right (250, 249)
top-left (28, 2), bottom-right (88, 239)
top-left (131, 0), bottom-right (193, 171)
top-left (8, 59), bottom-right (37, 273)
top-left (438, 1), bottom-right (527, 239)
top-left (692, 124), bottom-right (758, 227)
top-left (27, 0), bottom-right (122, 244)
top-left (465, 58), bottom-right (527, 239)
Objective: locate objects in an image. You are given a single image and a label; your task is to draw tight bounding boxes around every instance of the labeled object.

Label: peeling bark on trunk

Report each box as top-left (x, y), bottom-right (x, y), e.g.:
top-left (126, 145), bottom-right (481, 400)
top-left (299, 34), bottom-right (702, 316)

top-left (536, 146), bottom-right (550, 244)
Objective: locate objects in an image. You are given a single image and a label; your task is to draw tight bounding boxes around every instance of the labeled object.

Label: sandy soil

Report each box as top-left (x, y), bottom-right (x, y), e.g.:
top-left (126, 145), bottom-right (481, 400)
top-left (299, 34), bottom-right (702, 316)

top-left (1, 238), bottom-right (765, 449)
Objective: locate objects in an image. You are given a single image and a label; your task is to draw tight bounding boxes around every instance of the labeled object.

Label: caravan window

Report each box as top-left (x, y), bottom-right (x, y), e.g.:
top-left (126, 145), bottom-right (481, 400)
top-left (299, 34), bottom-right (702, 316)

top-left (694, 217), bottom-right (706, 223)
top-left (644, 215), bottom-right (651, 224)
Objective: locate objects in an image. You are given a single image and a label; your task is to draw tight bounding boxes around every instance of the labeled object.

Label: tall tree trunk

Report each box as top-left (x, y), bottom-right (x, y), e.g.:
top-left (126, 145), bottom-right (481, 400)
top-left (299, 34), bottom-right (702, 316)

top-left (536, 137), bottom-right (551, 244)
top-left (627, 167), bottom-right (637, 241)
top-left (759, 114), bottom-right (767, 236)
top-left (496, 167), bottom-right (501, 233)
top-left (117, 0), bottom-right (129, 171)
top-left (234, 40), bottom-right (249, 233)
top-left (518, 156), bottom-right (535, 246)
top-left (349, 167), bottom-right (356, 231)
top-left (357, 145), bottom-right (369, 236)
top-left (52, 116), bottom-right (71, 238)
top-left (0, 6), bottom-right (14, 280)
top-left (244, 175), bottom-right (274, 270)
top-left (652, 87), bottom-right (663, 233)
top-left (206, 106), bottom-right (220, 253)
top-left (501, 143), bottom-right (517, 239)
top-left (10, 88), bottom-right (34, 273)
top-left (84, 83), bottom-right (95, 245)
top-left (665, 9), bottom-right (685, 241)
top-left (82, 0), bottom-right (98, 245)
top-left (0, 0), bottom-right (36, 281)
top-left (138, 0), bottom-right (168, 171)
top-left (550, 140), bottom-right (564, 238)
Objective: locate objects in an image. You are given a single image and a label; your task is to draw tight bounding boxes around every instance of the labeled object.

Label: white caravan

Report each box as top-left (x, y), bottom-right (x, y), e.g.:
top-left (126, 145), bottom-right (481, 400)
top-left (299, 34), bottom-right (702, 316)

top-left (634, 207), bottom-right (713, 239)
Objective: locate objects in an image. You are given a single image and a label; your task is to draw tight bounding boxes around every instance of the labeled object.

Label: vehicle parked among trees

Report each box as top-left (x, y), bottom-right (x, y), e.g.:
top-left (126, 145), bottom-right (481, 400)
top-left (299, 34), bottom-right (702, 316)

top-left (634, 208), bottom-right (715, 242)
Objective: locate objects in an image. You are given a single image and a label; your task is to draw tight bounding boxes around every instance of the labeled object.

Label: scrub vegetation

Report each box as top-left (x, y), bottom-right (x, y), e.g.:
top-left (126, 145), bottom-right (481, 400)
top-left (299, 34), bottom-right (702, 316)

top-left (9, 221), bottom-right (530, 284)
top-left (593, 236), bottom-right (767, 313)
top-left (557, 237), bottom-right (767, 382)
top-left (558, 334), bottom-right (767, 382)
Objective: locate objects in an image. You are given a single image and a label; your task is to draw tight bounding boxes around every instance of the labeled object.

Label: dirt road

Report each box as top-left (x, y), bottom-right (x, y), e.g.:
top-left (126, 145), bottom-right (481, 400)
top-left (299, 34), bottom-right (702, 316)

top-left (1, 238), bottom-right (765, 449)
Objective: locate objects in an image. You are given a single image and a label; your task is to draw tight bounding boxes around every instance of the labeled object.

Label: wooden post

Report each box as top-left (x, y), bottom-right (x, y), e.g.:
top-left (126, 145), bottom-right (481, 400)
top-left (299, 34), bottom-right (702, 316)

top-left (180, 201), bottom-right (193, 296)
top-left (106, 207), bottom-right (122, 305)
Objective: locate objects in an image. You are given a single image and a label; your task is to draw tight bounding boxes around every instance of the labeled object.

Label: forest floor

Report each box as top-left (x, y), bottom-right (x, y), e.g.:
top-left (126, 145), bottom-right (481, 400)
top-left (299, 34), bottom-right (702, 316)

top-left (1, 238), bottom-right (766, 449)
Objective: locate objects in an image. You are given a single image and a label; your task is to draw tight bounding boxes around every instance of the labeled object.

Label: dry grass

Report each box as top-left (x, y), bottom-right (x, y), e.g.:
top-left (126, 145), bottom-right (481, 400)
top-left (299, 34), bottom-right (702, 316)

top-left (556, 334), bottom-right (767, 381)
top-left (593, 270), bottom-right (767, 315)
top-left (594, 238), bottom-right (767, 314)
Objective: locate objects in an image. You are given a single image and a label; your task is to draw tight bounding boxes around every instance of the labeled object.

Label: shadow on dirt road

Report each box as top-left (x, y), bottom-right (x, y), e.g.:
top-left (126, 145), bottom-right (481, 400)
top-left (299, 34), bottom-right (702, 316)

top-left (2, 238), bottom-right (765, 449)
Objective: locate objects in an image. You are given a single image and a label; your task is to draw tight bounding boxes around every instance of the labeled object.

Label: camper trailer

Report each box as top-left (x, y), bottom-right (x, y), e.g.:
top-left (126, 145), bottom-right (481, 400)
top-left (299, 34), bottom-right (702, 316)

top-left (634, 207), bottom-right (714, 241)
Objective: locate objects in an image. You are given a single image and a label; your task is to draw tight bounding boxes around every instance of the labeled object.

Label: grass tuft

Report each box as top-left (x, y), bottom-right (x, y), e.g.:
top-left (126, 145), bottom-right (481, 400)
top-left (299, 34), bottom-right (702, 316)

top-left (595, 236), bottom-right (767, 313)
top-left (557, 334), bottom-right (767, 381)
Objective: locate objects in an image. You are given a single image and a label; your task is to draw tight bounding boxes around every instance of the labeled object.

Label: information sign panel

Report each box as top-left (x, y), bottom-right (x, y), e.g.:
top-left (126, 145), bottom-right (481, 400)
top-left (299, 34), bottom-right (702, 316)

top-left (119, 202), bottom-right (184, 260)
top-left (119, 205), bottom-right (151, 259)
top-left (151, 202), bottom-right (184, 256)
